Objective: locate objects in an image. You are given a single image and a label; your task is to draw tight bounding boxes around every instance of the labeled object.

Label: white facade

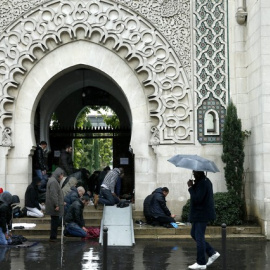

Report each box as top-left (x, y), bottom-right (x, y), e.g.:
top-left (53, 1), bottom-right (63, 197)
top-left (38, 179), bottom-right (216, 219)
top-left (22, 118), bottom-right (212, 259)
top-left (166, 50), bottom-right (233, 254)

top-left (0, 0), bottom-right (270, 237)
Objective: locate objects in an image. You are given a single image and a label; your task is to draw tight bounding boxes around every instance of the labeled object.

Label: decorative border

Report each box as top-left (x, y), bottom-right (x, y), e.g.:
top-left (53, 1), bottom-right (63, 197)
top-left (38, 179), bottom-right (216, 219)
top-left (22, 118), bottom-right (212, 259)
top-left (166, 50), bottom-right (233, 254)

top-left (0, 0), bottom-right (194, 146)
top-left (194, 0), bottom-right (228, 143)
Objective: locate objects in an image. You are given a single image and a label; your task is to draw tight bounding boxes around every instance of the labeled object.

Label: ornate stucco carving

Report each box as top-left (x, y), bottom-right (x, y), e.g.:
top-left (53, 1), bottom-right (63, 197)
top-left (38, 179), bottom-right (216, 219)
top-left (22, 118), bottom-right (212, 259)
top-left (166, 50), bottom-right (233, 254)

top-left (0, 0), bottom-right (194, 146)
top-left (194, 0), bottom-right (228, 143)
top-left (0, 0), bottom-right (191, 79)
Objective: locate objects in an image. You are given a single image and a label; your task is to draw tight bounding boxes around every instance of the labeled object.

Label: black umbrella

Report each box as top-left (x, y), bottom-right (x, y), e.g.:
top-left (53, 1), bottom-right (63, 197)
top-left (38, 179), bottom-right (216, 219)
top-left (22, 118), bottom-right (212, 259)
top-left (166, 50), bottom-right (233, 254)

top-left (167, 154), bottom-right (219, 173)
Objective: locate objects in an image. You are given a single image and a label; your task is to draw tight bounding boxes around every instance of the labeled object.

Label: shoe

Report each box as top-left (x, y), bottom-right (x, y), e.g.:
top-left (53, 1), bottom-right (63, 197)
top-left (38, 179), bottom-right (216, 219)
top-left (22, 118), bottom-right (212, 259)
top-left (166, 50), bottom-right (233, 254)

top-left (49, 238), bottom-right (57, 242)
top-left (206, 252), bottom-right (220, 266)
top-left (94, 194), bottom-right (99, 209)
top-left (188, 263), bottom-right (206, 269)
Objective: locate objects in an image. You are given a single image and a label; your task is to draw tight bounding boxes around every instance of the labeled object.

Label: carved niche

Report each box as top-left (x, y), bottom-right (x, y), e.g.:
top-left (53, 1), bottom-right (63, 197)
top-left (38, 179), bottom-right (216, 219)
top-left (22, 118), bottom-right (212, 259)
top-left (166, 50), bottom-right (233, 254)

top-left (0, 0), bottom-right (194, 146)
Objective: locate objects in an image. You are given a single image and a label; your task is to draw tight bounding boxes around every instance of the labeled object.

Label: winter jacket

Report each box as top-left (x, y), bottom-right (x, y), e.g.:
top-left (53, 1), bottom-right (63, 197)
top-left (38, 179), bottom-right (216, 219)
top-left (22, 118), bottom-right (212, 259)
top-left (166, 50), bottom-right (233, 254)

top-left (65, 199), bottom-right (85, 227)
top-left (45, 168), bottom-right (64, 216)
top-left (0, 192), bottom-right (13, 233)
top-left (59, 150), bottom-right (74, 176)
top-left (33, 145), bottom-right (46, 170)
top-left (188, 176), bottom-right (216, 223)
top-left (25, 177), bottom-right (41, 209)
top-left (62, 177), bottom-right (78, 197)
top-left (64, 186), bottom-right (79, 212)
top-left (150, 188), bottom-right (171, 218)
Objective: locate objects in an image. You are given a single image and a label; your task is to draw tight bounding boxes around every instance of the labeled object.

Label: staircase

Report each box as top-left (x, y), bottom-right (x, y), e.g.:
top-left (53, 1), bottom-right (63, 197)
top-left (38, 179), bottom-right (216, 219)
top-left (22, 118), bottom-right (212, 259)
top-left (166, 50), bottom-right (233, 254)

top-left (11, 205), bottom-right (264, 240)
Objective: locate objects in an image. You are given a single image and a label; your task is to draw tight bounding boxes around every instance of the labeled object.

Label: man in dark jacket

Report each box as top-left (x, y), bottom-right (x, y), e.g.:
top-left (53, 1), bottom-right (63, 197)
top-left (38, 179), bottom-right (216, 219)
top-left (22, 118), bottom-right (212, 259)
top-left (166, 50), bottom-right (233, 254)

top-left (64, 186), bottom-right (85, 213)
top-left (143, 191), bottom-right (155, 224)
top-left (150, 187), bottom-right (176, 226)
top-left (25, 176), bottom-right (45, 218)
top-left (0, 192), bottom-right (13, 245)
top-left (187, 171), bottom-right (220, 270)
top-left (59, 145), bottom-right (74, 176)
top-left (64, 195), bottom-right (89, 237)
top-left (33, 141), bottom-right (47, 181)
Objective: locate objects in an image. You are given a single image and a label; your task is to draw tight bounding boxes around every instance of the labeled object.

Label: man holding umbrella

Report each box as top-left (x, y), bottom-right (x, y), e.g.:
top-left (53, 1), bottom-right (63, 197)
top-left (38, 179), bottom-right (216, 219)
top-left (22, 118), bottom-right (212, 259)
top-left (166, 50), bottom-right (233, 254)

top-left (187, 171), bottom-right (220, 269)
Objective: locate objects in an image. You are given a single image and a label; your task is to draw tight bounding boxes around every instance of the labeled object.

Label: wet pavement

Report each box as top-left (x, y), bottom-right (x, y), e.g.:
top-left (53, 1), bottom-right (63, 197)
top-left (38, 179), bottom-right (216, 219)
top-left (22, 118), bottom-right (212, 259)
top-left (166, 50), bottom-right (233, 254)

top-left (0, 238), bottom-right (269, 270)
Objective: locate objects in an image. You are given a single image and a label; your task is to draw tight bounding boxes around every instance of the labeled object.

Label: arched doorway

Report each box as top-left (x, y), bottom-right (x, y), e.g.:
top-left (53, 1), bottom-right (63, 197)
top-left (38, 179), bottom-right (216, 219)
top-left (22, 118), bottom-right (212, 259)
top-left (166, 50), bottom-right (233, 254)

top-left (36, 67), bottom-right (134, 196)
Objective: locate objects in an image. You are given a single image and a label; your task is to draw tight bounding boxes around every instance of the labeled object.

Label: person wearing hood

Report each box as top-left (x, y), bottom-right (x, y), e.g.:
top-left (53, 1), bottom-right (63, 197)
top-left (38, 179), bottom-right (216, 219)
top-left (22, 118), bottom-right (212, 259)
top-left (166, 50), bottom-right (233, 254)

top-left (150, 187), bottom-right (176, 227)
top-left (25, 176), bottom-right (45, 218)
top-left (46, 167), bottom-right (65, 242)
top-left (64, 195), bottom-right (90, 237)
top-left (0, 192), bottom-right (13, 245)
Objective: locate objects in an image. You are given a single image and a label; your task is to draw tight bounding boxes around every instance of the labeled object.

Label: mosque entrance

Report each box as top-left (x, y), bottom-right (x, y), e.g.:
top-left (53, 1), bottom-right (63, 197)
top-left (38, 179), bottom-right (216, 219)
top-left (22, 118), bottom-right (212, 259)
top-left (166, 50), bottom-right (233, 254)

top-left (34, 67), bottom-right (134, 197)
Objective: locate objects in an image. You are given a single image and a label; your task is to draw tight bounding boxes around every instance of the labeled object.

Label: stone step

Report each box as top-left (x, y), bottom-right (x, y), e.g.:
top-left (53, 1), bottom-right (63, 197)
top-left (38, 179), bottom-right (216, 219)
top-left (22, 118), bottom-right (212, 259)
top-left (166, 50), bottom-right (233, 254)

top-left (12, 206), bottom-right (264, 239)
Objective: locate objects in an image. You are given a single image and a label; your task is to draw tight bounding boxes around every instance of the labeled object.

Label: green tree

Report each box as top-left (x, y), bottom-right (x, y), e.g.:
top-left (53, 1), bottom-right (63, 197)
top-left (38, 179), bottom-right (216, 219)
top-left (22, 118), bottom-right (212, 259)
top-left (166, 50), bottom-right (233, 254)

top-left (221, 101), bottom-right (245, 196)
top-left (74, 106), bottom-right (115, 171)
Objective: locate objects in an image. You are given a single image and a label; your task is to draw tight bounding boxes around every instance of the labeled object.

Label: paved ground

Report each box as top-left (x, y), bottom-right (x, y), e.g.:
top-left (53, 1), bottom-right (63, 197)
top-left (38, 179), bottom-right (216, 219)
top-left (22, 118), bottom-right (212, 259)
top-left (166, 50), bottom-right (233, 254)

top-left (0, 238), bottom-right (269, 270)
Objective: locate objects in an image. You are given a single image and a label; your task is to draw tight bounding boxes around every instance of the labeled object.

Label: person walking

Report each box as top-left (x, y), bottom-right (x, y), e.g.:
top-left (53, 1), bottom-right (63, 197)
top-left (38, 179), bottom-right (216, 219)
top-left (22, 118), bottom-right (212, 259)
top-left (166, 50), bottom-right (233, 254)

top-left (46, 167), bottom-right (65, 242)
top-left (187, 170), bottom-right (220, 270)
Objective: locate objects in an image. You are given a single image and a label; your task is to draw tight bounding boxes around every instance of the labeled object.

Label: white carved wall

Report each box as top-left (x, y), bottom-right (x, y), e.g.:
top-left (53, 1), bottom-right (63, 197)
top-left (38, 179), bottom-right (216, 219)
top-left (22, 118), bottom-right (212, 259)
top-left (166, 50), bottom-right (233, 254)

top-left (0, 0), bottom-right (193, 147)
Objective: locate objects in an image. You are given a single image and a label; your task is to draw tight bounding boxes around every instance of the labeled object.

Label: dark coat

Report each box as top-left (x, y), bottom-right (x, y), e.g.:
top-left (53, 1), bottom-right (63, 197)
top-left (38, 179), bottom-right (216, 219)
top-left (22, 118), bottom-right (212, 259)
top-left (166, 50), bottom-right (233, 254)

top-left (143, 193), bottom-right (154, 223)
top-left (33, 145), bottom-right (46, 170)
top-left (188, 176), bottom-right (216, 223)
top-left (59, 150), bottom-right (74, 176)
top-left (45, 168), bottom-right (64, 216)
top-left (150, 188), bottom-right (171, 218)
top-left (65, 199), bottom-right (85, 227)
top-left (25, 177), bottom-right (41, 209)
top-left (64, 186), bottom-right (79, 212)
top-left (0, 193), bottom-right (12, 233)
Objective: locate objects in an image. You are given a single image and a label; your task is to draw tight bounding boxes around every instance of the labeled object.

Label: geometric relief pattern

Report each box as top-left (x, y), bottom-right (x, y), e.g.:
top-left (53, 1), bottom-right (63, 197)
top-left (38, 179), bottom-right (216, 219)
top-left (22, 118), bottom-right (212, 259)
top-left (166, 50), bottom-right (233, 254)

top-left (197, 93), bottom-right (225, 143)
top-left (0, 1), bottom-right (192, 80)
top-left (194, 0), bottom-right (228, 143)
top-left (0, 0), bottom-right (193, 146)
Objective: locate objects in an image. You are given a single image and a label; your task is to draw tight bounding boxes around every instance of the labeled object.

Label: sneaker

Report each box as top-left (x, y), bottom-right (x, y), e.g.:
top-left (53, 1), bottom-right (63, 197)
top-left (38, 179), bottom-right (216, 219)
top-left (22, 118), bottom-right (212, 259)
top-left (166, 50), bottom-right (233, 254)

top-left (188, 263), bottom-right (206, 269)
top-left (206, 252), bottom-right (220, 266)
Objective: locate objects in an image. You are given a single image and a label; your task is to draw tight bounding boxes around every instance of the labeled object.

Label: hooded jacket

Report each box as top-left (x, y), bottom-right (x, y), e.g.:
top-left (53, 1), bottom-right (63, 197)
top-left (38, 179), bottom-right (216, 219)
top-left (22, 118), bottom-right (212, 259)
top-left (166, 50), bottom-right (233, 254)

top-left (0, 192), bottom-right (13, 233)
top-left (150, 188), bottom-right (171, 218)
top-left (45, 168), bottom-right (64, 216)
top-left (25, 177), bottom-right (41, 209)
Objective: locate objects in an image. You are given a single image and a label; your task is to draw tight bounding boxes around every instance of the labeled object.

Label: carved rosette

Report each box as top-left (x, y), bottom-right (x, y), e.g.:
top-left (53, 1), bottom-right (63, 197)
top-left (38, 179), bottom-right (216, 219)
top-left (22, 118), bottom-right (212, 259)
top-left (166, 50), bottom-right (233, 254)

top-left (0, 0), bottom-right (194, 146)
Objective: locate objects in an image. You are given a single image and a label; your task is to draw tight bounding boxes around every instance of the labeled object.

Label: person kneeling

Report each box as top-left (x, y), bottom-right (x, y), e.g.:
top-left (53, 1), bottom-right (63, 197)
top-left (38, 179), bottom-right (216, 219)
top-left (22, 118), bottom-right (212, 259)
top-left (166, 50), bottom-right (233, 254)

top-left (25, 176), bottom-right (45, 218)
top-left (64, 196), bottom-right (89, 237)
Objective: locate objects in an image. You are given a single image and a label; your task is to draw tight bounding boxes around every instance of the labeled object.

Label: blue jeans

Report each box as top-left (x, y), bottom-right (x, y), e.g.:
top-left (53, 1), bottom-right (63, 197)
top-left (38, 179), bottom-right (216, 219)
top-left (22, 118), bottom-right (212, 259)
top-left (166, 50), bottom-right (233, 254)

top-left (66, 222), bottom-right (87, 238)
top-left (99, 188), bottom-right (119, 206)
top-left (191, 222), bottom-right (215, 265)
top-left (0, 227), bottom-right (11, 245)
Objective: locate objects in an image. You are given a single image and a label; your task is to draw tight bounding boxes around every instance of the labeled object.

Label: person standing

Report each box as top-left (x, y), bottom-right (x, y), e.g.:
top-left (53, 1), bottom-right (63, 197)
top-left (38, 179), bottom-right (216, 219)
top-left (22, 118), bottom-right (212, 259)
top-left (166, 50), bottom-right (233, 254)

top-left (94, 167), bottom-right (124, 208)
top-left (46, 167), bottom-right (65, 242)
top-left (25, 176), bottom-right (45, 218)
top-left (59, 145), bottom-right (74, 176)
top-left (64, 195), bottom-right (90, 237)
top-left (187, 171), bottom-right (220, 270)
top-left (33, 141), bottom-right (47, 181)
